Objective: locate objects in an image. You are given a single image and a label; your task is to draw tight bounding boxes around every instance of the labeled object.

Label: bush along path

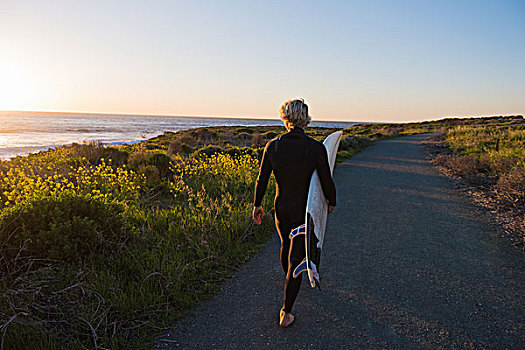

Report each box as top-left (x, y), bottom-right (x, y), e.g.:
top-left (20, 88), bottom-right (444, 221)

top-left (426, 125), bottom-right (524, 248)
top-left (154, 133), bottom-right (524, 349)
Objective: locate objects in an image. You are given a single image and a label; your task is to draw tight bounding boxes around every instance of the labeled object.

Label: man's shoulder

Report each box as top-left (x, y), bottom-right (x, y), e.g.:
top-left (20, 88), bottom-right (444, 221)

top-left (305, 135), bottom-right (324, 149)
top-left (266, 136), bottom-right (281, 145)
top-left (304, 136), bottom-right (329, 159)
top-left (264, 136), bottom-right (281, 151)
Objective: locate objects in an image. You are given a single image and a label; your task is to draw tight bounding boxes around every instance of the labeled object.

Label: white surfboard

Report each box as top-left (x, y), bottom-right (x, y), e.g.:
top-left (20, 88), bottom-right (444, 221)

top-left (290, 131), bottom-right (342, 289)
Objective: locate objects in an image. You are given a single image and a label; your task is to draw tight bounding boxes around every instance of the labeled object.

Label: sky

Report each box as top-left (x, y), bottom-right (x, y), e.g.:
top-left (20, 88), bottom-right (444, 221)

top-left (0, 0), bottom-right (524, 122)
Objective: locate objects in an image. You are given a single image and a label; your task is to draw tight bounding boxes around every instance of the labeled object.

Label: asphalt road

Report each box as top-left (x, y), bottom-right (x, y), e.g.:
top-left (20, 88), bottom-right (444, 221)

top-left (154, 134), bottom-right (524, 349)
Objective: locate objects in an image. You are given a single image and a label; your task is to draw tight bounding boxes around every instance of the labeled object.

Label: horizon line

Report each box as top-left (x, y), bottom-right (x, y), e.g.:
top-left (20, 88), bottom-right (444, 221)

top-left (0, 108), bottom-right (363, 123)
top-left (0, 108), bottom-right (522, 125)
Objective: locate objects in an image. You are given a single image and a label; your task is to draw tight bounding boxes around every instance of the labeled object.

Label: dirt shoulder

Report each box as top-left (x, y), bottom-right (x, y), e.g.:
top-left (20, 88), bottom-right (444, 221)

top-left (424, 133), bottom-right (524, 251)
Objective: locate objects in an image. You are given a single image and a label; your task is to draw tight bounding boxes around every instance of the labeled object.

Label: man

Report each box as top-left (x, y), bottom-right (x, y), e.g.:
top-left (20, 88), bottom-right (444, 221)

top-left (253, 99), bottom-right (336, 327)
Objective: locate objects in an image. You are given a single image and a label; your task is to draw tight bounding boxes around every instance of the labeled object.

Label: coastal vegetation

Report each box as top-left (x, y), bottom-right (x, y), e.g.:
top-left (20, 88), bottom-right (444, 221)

top-left (0, 144), bottom-right (277, 348)
top-left (0, 125), bottom-right (363, 349)
top-left (429, 121), bottom-right (525, 244)
top-left (0, 115), bottom-right (523, 348)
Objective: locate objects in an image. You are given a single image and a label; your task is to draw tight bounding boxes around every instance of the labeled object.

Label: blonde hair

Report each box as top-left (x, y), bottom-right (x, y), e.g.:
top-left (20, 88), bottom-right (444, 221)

top-left (279, 98), bottom-right (311, 129)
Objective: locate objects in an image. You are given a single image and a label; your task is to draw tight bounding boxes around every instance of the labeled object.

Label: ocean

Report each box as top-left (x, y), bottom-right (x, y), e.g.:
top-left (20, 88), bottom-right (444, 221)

top-left (0, 111), bottom-right (358, 160)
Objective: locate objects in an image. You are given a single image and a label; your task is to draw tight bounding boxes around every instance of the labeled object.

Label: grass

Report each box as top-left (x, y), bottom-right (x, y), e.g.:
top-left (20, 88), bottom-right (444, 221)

top-left (0, 115), bottom-right (522, 348)
top-left (431, 123), bottom-right (525, 238)
top-left (445, 124), bottom-right (525, 171)
top-left (0, 143), bottom-right (275, 348)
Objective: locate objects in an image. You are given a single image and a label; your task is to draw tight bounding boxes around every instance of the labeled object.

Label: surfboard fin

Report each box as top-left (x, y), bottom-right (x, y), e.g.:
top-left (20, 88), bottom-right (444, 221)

top-left (292, 258), bottom-right (307, 278)
top-left (289, 224), bottom-right (306, 240)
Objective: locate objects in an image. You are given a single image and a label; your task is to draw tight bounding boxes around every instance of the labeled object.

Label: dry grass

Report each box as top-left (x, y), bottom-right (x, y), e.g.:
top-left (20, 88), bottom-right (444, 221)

top-left (426, 128), bottom-right (525, 249)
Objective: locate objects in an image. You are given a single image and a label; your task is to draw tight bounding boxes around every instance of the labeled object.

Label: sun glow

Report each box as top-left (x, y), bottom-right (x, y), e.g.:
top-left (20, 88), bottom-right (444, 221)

top-left (0, 59), bottom-right (39, 110)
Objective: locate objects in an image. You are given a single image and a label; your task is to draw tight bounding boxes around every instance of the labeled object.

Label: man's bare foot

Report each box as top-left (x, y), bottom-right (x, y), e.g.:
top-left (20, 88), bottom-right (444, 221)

top-left (279, 310), bottom-right (295, 327)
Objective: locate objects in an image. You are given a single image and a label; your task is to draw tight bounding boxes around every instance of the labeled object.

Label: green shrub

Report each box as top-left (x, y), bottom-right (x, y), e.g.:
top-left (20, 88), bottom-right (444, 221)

top-left (262, 131), bottom-right (279, 139)
top-left (237, 132), bottom-right (252, 141)
top-left (192, 145), bottom-right (224, 157)
top-left (146, 152), bottom-right (172, 177)
top-left (191, 128), bottom-right (217, 141)
top-left (340, 135), bottom-right (370, 151)
top-left (355, 126), bottom-right (371, 134)
top-left (137, 164), bottom-right (160, 181)
top-left (69, 142), bottom-right (129, 166)
top-left (235, 127), bottom-right (254, 134)
top-left (225, 146), bottom-right (255, 157)
top-left (168, 140), bottom-right (194, 155)
top-left (225, 146), bottom-right (242, 157)
top-left (129, 150), bottom-right (173, 178)
top-left (0, 192), bottom-right (130, 264)
top-left (370, 132), bottom-right (384, 139)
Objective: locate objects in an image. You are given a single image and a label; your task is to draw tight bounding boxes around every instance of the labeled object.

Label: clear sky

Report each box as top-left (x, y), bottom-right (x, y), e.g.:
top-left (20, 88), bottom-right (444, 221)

top-left (0, 0), bottom-right (524, 122)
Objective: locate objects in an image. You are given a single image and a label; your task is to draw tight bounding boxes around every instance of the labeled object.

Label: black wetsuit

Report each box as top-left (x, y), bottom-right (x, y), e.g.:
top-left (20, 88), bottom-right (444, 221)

top-left (254, 127), bottom-right (336, 313)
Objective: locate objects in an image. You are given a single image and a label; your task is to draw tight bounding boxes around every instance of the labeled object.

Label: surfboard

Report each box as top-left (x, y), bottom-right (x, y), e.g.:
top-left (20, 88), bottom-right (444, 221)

top-left (290, 131), bottom-right (342, 289)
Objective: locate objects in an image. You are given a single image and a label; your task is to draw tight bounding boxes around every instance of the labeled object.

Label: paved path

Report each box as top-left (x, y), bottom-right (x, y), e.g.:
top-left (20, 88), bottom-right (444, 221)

top-left (155, 134), bottom-right (524, 349)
